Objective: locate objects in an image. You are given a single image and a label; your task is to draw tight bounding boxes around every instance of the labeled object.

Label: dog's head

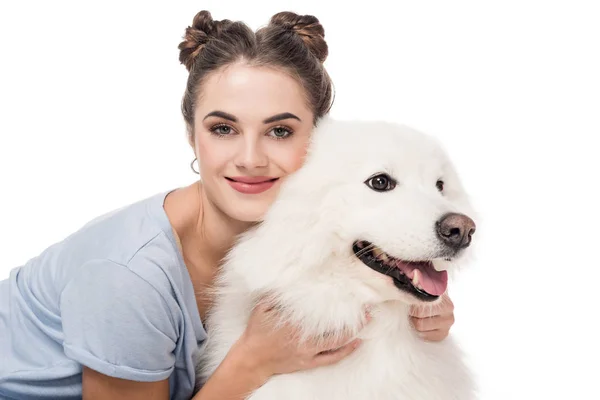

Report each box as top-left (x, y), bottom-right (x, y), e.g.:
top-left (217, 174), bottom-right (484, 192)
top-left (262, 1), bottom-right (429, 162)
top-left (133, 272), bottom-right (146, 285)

top-left (264, 118), bottom-right (477, 305)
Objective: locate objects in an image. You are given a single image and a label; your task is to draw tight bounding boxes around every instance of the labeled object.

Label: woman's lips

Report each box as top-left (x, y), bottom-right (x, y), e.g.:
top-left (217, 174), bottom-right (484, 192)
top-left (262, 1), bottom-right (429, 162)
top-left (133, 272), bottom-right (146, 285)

top-left (225, 176), bottom-right (278, 194)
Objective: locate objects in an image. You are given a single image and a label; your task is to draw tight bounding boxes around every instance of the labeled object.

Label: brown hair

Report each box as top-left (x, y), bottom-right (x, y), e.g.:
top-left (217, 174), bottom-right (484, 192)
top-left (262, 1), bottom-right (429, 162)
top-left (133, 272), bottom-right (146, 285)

top-left (178, 10), bottom-right (334, 141)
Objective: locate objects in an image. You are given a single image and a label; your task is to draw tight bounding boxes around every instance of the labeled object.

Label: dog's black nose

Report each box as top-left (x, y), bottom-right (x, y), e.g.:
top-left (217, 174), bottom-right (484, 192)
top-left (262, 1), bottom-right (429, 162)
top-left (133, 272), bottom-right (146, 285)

top-left (436, 213), bottom-right (476, 249)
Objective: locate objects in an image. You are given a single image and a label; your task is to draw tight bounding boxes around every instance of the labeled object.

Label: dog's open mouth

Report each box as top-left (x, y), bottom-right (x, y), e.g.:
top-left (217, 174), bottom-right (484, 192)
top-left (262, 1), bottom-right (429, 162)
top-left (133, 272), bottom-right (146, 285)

top-left (352, 241), bottom-right (448, 302)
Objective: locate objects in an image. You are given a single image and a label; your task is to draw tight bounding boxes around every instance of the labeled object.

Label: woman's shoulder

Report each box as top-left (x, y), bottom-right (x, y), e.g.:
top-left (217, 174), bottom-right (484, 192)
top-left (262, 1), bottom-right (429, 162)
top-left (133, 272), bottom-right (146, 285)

top-left (3, 189), bottom-right (205, 385)
top-left (61, 189), bottom-right (182, 268)
top-left (16, 189), bottom-right (189, 304)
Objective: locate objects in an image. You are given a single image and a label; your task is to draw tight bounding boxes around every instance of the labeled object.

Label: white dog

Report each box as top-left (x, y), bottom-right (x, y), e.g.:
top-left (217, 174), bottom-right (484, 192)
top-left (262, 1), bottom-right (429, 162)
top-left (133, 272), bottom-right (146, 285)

top-left (196, 118), bottom-right (478, 399)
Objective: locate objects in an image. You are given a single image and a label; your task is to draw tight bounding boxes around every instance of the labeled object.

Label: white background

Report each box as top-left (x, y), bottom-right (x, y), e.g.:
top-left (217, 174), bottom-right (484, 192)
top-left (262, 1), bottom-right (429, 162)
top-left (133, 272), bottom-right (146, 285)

top-left (1, 1), bottom-right (599, 398)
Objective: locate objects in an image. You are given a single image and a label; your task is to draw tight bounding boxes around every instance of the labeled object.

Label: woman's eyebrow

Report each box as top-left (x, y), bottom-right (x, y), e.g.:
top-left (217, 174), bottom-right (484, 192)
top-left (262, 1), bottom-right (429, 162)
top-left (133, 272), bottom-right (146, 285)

top-left (203, 110), bottom-right (237, 122)
top-left (263, 112), bottom-right (301, 124)
top-left (202, 111), bottom-right (301, 124)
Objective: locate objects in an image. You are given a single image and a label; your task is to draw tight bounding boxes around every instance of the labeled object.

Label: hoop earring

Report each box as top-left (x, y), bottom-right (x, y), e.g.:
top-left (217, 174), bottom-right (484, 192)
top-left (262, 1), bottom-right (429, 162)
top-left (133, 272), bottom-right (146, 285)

top-left (190, 157), bottom-right (199, 174)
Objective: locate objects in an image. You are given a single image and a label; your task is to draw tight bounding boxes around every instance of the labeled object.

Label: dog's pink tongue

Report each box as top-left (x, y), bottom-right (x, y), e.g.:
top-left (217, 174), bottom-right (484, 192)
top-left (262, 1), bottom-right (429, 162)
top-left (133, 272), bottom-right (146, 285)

top-left (397, 261), bottom-right (448, 296)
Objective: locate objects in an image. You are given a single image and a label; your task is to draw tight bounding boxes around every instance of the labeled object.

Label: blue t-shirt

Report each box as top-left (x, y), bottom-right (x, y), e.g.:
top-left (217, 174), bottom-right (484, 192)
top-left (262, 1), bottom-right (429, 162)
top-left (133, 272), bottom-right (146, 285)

top-left (0, 190), bottom-right (207, 400)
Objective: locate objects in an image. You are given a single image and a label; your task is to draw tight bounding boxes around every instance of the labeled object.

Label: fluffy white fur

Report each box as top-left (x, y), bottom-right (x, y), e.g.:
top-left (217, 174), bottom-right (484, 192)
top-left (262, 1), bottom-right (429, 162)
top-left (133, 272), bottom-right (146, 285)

top-left (195, 118), bottom-right (478, 399)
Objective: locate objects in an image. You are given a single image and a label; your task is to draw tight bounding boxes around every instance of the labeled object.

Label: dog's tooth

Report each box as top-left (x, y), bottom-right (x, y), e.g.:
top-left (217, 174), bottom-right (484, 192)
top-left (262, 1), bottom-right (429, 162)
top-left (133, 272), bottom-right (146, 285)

top-left (412, 269), bottom-right (421, 288)
top-left (379, 252), bottom-right (389, 262)
top-left (372, 248), bottom-right (383, 258)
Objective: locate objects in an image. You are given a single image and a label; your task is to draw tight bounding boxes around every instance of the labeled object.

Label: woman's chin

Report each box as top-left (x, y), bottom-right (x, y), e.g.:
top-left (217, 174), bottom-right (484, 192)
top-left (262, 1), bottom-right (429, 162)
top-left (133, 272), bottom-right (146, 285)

top-left (223, 201), bottom-right (271, 224)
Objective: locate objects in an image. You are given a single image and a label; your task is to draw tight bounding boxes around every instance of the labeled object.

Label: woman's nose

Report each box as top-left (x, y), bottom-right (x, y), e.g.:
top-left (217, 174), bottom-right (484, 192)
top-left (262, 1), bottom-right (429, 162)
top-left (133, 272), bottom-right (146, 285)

top-left (234, 136), bottom-right (268, 169)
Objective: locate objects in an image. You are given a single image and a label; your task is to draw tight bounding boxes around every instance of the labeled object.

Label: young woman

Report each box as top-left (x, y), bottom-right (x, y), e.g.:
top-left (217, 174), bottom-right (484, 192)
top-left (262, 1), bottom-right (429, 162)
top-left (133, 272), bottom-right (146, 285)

top-left (0, 10), bottom-right (456, 400)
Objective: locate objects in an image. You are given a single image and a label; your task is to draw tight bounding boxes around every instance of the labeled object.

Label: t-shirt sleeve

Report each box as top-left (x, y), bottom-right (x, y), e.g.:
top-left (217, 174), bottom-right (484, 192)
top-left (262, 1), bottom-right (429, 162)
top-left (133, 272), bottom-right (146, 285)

top-left (60, 258), bottom-right (179, 382)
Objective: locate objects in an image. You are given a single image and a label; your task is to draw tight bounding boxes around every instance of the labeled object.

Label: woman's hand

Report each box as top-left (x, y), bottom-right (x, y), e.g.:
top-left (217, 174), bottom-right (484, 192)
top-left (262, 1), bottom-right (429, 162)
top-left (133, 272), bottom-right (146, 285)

top-left (236, 299), bottom-right (369, 380)
top-left (194, 301), bottom-right (369, 400)
top-left (409, 292), bottom-right (455, 342)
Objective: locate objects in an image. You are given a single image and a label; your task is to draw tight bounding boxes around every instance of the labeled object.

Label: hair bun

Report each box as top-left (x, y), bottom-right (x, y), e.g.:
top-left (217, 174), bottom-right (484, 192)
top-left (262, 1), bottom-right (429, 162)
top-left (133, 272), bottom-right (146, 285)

top-left (178, 10), bottom-right (233, 71)
top-left (269, 11), bottom-right (328, 63)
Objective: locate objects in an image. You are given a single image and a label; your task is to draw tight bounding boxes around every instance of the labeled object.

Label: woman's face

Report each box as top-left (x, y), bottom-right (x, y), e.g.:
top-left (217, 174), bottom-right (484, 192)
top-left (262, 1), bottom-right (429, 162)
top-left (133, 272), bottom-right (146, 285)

top-left (193, 62), bottom-right (315, 222)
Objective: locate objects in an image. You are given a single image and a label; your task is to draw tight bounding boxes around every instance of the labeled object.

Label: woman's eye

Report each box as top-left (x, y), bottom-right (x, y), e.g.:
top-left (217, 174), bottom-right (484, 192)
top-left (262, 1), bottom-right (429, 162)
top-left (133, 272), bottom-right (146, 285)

top-left (269, 127), bottom-right (293, 139)
top-left (213, 125), bottom-right (233, 135)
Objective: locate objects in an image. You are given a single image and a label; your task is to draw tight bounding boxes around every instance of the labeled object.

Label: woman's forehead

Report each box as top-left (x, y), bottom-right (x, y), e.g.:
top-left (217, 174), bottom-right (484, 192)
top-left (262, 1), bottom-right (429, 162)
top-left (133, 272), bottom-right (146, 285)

top-left (196, 63), bottom-right (313, 122)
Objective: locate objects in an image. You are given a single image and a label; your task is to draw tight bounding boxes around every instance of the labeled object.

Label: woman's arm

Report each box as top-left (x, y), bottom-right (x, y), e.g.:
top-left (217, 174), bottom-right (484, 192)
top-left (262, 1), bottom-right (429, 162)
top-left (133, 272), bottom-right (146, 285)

top-left (193, 300), bottom-right (367, 399)
top-left (80, 354), bottom-right (258, 400)
top-left (192, 340), bottom-right (268, 400)
top-left (60, 261), bottom-right (181, 399)
top-left (82, 367), bottom-right (169, 400)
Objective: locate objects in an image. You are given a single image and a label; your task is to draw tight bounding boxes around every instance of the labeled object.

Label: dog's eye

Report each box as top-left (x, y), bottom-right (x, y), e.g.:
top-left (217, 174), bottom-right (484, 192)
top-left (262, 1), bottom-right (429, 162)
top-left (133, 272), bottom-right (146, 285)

top-left (436, 180), bottom-right (444, 192)
top-left (365, 173), bottom-right (396, 192)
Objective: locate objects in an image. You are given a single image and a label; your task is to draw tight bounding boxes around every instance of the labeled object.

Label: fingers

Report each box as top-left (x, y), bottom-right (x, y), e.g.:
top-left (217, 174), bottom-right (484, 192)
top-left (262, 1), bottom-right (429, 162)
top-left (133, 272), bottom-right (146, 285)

top-left (253, 293), bottom-right (280, 313)
top-left (409, 294), bottom-right (455, 343)
top-left (311, 309), bottom-right (372, 353)
top-left (311, 339), bottom-right (362, 368)
top-left (416, 329), bottom-right (450, 342)
top-left (312, 331), bottom-right (353, 354)
top-left (409, 293), bottom-right (454, 318)
top-left (410, 313), bottom-right (455, 333)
